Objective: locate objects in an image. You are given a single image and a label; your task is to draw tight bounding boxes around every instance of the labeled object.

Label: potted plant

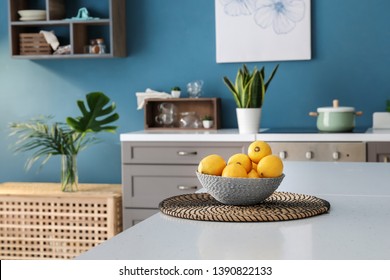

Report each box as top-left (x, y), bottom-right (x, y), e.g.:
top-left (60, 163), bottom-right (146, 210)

top-left (9, 92), bottom-right (119, 192)
top-left (202, 115), bottom-right (214, 129)
top-left (171, 86), bottom-right (181, 98)
top-left (223, 64), bottom-right (279, 134)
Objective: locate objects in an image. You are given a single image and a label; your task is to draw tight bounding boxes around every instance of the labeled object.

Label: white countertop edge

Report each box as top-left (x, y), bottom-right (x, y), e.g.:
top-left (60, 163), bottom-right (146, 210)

top-left (256, 132), bottom-right (390, 142)
top-left (120, 128), bottom-right (390, 142)
top-left (120, 129), bottom-right (256, 142)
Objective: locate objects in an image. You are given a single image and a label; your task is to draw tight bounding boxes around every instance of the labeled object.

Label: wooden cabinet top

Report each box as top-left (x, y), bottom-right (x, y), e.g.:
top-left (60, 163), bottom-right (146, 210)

top-left (0, 182), bottom-right (121, 197)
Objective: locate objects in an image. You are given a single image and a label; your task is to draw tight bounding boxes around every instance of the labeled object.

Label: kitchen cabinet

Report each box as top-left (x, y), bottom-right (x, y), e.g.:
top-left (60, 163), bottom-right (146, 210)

top-left (8, 0), bottom-right (126, 59)
top-left (367, 142), bottom-right (390, 162)
top-left (120, 129), bottom-right (390, 228)
top-left (121, 141), bottom-right (249, 228)
top-left (268, 142), bottom-right (366, 162)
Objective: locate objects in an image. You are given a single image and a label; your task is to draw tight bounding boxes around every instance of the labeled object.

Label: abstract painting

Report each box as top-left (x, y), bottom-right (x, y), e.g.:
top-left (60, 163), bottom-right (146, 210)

top-left (215, 0), bottom-right (311, 63)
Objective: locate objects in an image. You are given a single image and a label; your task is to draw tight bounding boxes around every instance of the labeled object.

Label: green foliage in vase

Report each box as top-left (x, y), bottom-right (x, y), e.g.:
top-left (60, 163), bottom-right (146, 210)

top-left (9, 92), bottom-right (119, 170)
top-left (202, 115), bottom-right (213, 121)
top-left (223, 64), bottom-right (279, 108)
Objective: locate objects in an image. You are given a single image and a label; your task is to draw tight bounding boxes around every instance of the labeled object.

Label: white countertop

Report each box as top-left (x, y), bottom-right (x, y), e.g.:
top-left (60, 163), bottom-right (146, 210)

top-left (120, 128), bottom-right (256, 142)
top-left (78, 161), bottom-right (390, 260)
top-left (120, 128), bottom-right (390, 142)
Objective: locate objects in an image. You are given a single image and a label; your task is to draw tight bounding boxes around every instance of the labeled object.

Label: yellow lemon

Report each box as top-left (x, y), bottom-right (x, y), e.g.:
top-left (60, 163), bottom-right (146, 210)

top-left (252, 161), bottom-right (258, 171)
top-left (257, 155), bottom-right (284, 178)
top-left (222, 163), bottom-right (248, 178)
top-left (198, 154), bottom-right (226, 176)
top-left (247, 169), bottom-right (260, 178)
top-left (247, 141), bottom-right (272, 164)
top-left (227, 153), bottom-right (252, 173)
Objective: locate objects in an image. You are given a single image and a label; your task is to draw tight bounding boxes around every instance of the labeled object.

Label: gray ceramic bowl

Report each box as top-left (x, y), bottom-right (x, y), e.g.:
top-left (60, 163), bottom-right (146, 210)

top-left (196, 172), bottom-right (285, 206)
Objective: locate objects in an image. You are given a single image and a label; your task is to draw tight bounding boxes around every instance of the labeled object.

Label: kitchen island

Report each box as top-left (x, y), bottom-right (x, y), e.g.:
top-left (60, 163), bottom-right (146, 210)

top-left (120, 128), bottom-right (390, 227)
top-left (78, 161), bottom-right (390, 260)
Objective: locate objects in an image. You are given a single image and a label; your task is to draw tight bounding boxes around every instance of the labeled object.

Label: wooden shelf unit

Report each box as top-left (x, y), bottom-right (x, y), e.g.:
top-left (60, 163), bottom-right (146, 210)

top-left (8, 0), bottom-right (126, 59)
top-left (144, 98), bottom-right (221, 130)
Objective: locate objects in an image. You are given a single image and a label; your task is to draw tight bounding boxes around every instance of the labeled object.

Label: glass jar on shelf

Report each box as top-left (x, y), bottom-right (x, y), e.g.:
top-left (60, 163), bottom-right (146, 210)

top-left (87, 38), bottom-right (106, 54)
top-left (179, 112), bottom-right (203, 128)
top-left (95, 38), bottom-right (106, 54)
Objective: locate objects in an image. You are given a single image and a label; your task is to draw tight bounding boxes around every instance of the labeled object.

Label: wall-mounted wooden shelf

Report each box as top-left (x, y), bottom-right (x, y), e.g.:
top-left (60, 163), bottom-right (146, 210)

top-left (8, 0), bottom-right (126, 59)
top-left (144, 98), bottom-right (221, 130)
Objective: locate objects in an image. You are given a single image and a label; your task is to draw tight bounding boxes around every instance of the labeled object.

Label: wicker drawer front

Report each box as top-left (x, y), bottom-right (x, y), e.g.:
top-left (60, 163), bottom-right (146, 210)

top-left (0, 183), bottom-right (122, 260)
top-left (122, 165), bottom-right (199, 208)
top-left (19, 33), bottom-right (52, 55)
top-left (122, 142), bottom-right (248, 164)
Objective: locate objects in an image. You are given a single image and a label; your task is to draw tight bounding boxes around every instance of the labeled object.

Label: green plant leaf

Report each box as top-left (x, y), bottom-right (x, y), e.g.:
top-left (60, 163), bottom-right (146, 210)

top-left (223, 77), bottom-right (241, 108)
top-left (8, 118), bottom-right (75, 170)
top-left (249, 70), bottom-right (262, 108)
top-left (223, 64), bottom-right (279, 109)
top-left (259, 66), bottom-right (265, 80)
top-left (242, 64), bottom-right (250, 77)
top-left (241, 64), bottom-right (251, 86)
top-left (259, 73), bottom-right (266, 107)
top-left (236, 70), bottom-right (246, 108)
top-left (264, 64), bottom-right (279, 92)
top-left (66, 92), bottom-right (119, 133)
top-left (242, 80), bottom-right (252, 108)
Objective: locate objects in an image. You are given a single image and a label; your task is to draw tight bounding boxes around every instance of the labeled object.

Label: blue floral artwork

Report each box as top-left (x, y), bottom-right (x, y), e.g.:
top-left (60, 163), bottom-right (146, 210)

top-left (253, 0), bottom-right (306, 34)
top-left (219, 0), bottom-right (257, 16)
top-left (215, 0), bottom-right (311, 63)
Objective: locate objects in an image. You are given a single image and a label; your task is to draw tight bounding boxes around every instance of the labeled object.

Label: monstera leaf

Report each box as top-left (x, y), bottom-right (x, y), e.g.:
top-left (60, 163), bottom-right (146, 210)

top-left (66, 92), bottom-right (119, 133)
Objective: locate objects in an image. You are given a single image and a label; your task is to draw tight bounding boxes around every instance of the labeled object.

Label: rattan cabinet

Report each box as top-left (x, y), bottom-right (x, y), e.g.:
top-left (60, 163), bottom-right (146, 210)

top-left (8, 0), bottom-right (126, 59)
top-left (121, 141), bottom-right (249, 229)
top-left (0, 182), bottom-right (122, 259)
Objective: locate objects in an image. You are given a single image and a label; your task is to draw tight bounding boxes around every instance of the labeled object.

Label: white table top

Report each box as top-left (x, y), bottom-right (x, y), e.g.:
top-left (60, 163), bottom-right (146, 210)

top-left (78, 161), bottom-right (390, 260)
top-left (120, 128), bottom-right (390, 142)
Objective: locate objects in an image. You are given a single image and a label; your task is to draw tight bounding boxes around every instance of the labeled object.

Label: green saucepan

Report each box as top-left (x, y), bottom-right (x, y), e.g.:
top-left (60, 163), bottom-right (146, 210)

top-left (309, 100), bottom-right (363, 132)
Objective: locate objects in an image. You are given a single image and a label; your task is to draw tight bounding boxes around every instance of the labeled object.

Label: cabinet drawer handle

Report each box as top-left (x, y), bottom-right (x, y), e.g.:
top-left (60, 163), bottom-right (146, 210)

top-left (177, 185), bottom-right (198, 190)
top-left (384, 156), bottom-right (389, 163)
top-left (177, 151), bottom-right (198, 156)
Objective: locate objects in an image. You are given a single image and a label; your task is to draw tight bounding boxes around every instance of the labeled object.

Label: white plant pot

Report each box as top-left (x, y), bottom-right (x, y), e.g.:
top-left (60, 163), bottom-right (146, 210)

top-left (171, 90), bottom-right (181, 98)
top-left (236, 108), bottom-right (262, 134)
top-left (202, 120), bottom-right (213, 129)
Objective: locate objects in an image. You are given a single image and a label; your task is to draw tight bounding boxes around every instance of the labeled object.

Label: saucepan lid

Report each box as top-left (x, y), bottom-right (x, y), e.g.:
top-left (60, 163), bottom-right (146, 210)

top-left (317, 99), bottom-right (355, 113)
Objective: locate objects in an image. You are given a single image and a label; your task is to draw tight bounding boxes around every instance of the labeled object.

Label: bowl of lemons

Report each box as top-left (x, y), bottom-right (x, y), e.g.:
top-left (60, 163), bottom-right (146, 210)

top-left (196, 141), bottom-right (285, 206)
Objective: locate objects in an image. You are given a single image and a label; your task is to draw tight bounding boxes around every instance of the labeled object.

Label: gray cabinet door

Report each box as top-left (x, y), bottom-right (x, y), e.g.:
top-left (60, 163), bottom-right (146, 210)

top-left (122, 165), bottom-right (199, 208)
top-left (367, 142), bottom-right (390, 162)
top-left (121, 141), bottom-right (250, 227)
top-left (122, 142), bottom-right (249, 164)
top-left (123, 209), bottom-right (159, 229)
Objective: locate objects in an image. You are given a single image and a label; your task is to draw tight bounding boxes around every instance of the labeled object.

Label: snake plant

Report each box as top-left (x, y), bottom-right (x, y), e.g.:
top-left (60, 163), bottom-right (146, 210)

top-left (223, 64), bottom-right (279, 108)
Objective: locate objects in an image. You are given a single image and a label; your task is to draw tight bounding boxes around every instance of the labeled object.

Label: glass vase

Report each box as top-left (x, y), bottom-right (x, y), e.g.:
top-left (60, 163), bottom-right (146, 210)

top-left (61, 154), bottom-right (79, 192)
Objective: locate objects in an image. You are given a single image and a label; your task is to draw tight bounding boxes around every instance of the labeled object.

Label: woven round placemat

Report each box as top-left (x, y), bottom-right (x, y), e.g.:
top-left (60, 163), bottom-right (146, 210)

top-left (159, 192), bottom-right (330, 222)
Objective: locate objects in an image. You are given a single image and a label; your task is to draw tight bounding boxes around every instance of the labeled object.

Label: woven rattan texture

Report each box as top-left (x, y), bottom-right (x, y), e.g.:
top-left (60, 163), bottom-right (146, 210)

top-left (0, 184), bottom-right (122, 260)
top-left (159, 192), bottom-right (330, 222)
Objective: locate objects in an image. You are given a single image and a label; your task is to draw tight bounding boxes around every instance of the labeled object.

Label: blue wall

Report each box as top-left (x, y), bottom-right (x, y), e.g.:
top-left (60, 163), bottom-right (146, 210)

top-left (0, 0), bottom-right (389, 184)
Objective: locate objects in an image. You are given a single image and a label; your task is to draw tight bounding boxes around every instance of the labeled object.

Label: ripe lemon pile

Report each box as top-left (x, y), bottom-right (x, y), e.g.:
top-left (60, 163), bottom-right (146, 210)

top-left (197, 140), bottom-right (283, 178)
